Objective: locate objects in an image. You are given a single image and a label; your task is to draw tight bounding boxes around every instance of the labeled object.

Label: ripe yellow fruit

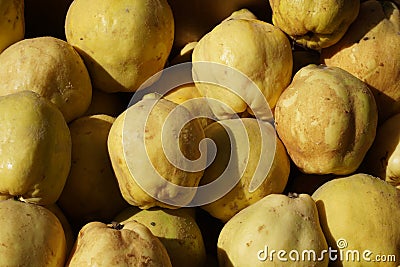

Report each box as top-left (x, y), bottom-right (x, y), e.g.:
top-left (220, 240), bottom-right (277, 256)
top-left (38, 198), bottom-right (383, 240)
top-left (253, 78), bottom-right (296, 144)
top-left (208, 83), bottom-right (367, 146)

top-left (115, 207), bottom-right (207, 267)
top-left (108, 94), bottom-right (205, 209)
top-left (58, 115), bottom-right (128, 228)
top-left (312, 174), bottom-right (400, 266)
top-left (218, 194), bottom-right (328, 267)
top-left (65, 0), bottom-right (174, 93)
top-left (66, 221), bottom-right (172, 266)
top-left (321, 0), bottom-right (400, 122)
top-left (275, 64), bottom-right (378, 175)
top-left (0, 0), bottom-right (24, 53)
top-left (0, 36), bottom-right (92, 122)
top-left (200, 118), bottom-right (290, 222)
top-left (192, 16), bottom-right (292, 119)
top-left (269, 0), bottom-right (360, 49)
top-left (164, 83), bottom-right (203, 104)
top-left (0, 91), bottom-right (71, 205)
top-left (0, 199), bottom-right (67, 267)
top-left (163, 83), bottom-right (214, 129)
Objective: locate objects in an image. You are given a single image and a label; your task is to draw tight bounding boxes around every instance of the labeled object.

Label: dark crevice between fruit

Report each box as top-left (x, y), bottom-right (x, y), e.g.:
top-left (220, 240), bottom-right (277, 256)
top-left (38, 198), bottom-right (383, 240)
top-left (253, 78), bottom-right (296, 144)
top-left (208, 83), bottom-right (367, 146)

top-left (110, 221), bottom-right (124, 230)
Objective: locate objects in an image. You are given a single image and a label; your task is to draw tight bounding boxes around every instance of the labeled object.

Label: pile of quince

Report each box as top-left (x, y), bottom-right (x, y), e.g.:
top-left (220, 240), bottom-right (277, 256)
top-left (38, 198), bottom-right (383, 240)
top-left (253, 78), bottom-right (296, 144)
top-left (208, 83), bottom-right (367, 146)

top-left (0, 0), bottom-right (399, 266)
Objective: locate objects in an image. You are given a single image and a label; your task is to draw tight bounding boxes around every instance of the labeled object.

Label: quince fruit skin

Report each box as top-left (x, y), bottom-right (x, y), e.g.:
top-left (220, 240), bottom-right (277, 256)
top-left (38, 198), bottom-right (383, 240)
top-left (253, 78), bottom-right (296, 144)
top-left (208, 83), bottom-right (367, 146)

top-left (218, 193), bottom-right (328, 267)
top-left (0, 0), bottom-right (24, 53)
top-left (0, 199), bottom-right (67, 267)
top-left (66, 221), bottom-right (172, 267)
top-left (163, 82), bottom-right (215, 129)
top-left (269, 0), bottom-right (360, 50)
top-left (200, 118), bottom-right (290, 222)
top-left (115, 206), bottom-right (207, 267)
top-left (58, 114), bottom-right (128, 228)
top-left (321, 0), bottom-right (400, 122)
top-left (65, 0), bottom-right (174, 93)
top-left (275, 64), bottom-right (377, 175)
top-left (0, 91), bottom-right (71, 205)
top-left (0, 36), bottom-right (92, 122)
top-left (108, 95), bottom-right (205, 209)
top-left (192, 17), bottom-right (292, 120)
top-left (312, 173), bottom-right (400, 266)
